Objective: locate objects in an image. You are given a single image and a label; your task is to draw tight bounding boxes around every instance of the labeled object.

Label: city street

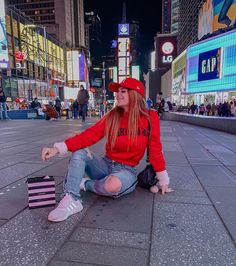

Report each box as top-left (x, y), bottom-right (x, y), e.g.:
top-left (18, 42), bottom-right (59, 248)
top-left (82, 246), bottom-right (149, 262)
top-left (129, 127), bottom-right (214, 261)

top-left (0, 118), bottom-right (235, 265)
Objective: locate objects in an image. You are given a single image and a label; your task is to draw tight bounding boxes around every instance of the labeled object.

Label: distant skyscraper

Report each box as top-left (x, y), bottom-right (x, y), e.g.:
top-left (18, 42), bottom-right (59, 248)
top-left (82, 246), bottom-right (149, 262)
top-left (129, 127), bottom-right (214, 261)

top-left (162, 0), bottom-right (171, 33)
top-left (178, 0), bottom-right (204, 54)
top-left (6, 0), bottom-right (85, 48)
top-left (84, 11), bottom-right (102, 65)
top-left (171, 0), bottom-right (180, 35)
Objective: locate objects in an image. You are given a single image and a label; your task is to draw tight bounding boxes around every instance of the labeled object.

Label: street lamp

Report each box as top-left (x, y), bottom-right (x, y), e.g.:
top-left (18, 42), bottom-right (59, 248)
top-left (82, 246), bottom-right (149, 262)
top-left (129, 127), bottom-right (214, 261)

top-left (23, 24), bottom-right (49, 96)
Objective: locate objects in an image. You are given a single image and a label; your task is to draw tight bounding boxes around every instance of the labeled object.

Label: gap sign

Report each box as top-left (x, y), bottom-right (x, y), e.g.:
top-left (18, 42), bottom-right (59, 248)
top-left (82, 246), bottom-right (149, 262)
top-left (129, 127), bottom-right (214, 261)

top-left (198, 48), bottom-right (222, 81)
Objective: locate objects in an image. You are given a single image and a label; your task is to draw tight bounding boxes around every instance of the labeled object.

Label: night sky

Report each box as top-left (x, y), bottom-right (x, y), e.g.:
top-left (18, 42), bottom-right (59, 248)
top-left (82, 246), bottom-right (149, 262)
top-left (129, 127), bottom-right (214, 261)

top-left (84, 0), bottom-right (162, 57)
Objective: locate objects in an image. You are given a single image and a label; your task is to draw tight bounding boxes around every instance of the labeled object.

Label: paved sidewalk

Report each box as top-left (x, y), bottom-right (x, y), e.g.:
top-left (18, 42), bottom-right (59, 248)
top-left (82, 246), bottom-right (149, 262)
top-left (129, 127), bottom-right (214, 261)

top-left (0, 118), bottom-right (236, 266)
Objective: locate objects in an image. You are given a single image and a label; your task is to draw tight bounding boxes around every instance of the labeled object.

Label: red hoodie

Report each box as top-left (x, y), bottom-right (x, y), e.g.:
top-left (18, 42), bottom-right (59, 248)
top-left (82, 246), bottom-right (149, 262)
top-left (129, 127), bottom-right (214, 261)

top-left (64, 109), bottom-right (166, 172)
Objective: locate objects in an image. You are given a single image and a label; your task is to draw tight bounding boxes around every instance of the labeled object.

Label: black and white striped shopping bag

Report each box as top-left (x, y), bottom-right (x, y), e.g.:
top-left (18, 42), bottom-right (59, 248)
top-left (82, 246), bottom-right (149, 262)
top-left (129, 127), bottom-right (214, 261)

top-left (27, 176), bottom-right (56, 209)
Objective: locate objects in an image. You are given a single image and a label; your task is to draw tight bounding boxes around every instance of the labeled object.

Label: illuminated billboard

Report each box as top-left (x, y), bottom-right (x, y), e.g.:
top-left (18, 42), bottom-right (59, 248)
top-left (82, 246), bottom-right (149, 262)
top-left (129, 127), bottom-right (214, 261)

top-left (67, 50), bottom-right (80, 83)
top-left (213, 0), bottom-right (236, 31)
top-left (198, 0), bottom-right (236, 39)
top-left (131, 65), bottom-right (140, 80)
top-left (198, 48), bottom-right (223, 81)
top-left (186, 29), bottom-right (236, 94)
top-left (0, 0), bottom-right (9, 68)
top-left (198, 0), bottom-right (213, 39)
top-left (155, 35), bottom-right (177, 69)
top-left (172, 50), bottom-right (186, 96)
top-left (118, 37), bottom-right (130, 82)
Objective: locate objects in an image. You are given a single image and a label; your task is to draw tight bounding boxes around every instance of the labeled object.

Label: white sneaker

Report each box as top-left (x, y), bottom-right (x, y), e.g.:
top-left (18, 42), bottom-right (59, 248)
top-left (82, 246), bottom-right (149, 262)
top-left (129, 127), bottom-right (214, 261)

top-left (80, 177), bottom-right (90, 191)
top-left (48, 194), bottom-right (83, 222)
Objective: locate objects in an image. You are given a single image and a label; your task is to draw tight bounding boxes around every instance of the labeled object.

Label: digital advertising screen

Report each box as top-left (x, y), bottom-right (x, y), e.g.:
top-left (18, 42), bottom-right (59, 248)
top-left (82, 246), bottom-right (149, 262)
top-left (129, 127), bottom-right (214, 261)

top-left (186, 29), bottom-right (236, 94)
top-left (66, 50), bottom-right (80, 82)
top-left (198, 0), bottom-right (236, 39)
top-left (198, 48), bottom-right (223, 81)
top-left (172, 50), bottom-right (187, 96)
top-left (0, 0), bottom-right (9, 68)
top-left (213, 0), bottom-right (236, 32)
top-left (198, 0), bottom-right (213, 40)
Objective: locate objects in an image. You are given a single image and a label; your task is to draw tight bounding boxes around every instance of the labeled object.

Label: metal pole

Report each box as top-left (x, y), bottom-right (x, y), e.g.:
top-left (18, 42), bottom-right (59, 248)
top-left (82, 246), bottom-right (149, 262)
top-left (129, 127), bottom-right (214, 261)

top-left (102, 61), bottom-right (106, 114)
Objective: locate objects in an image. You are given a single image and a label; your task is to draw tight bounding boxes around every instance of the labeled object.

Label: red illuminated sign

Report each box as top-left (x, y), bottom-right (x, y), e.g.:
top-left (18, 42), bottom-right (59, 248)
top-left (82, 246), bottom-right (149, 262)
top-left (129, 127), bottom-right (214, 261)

top-left (15, 51), bottom-right (27, 61)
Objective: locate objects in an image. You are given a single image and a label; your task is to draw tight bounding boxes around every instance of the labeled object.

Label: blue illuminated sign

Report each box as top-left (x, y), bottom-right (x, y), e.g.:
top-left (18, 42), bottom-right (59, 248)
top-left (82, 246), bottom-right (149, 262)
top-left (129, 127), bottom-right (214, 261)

top-left (111, 40), bottom-right (117, 48)
top-left (198, 48), bottom-right (222, 81)
top-left (118, 24), bottom-right (129, 36)
top-left (186, 29), bottom-right (236, 94)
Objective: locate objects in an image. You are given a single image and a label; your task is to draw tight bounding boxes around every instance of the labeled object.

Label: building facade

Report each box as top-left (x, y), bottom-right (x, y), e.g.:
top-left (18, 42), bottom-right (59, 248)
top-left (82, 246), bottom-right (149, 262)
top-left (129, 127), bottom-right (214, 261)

top-left (171, 0), bottom-right (180, 35)
top-left (3, 6), bottom-right (66, 102)
top-left (162, 0), bottom-right (171, 34)
top-left (6, 0), bottom-right (86, 49)
top-left (84, 11), bottom-right (102, 65)
top-left (177, 0), bottom-right (204, 54)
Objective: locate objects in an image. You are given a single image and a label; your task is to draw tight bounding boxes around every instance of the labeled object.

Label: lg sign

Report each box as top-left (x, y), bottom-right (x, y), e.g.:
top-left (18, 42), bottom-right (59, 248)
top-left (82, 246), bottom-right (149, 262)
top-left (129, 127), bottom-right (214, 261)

top-left (161, 41), bottom-right (174, 63)
top-left (155, 35), bottom-right (177, 69)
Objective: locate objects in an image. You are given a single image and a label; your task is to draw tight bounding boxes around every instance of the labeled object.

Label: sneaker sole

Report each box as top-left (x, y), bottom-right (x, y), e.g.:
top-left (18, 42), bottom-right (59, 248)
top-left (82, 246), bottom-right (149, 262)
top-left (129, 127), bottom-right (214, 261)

top-left (48, 205), bottom-right (83, 222)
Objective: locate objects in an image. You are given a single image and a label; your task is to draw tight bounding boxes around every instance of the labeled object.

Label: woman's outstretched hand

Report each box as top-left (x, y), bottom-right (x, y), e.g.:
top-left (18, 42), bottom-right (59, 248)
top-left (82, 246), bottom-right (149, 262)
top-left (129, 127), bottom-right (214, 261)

top-left (160, 184), bottom-right (174, 195)
top-left (41, 147), bottom-right (59, 161)
top-left (149, 184), bottom-right (174, 194)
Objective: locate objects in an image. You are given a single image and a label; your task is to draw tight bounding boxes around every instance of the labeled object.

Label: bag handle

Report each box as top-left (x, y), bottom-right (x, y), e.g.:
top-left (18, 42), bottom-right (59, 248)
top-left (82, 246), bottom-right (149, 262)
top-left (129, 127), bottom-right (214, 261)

top-left (146, 110), bottom-right (151, 163)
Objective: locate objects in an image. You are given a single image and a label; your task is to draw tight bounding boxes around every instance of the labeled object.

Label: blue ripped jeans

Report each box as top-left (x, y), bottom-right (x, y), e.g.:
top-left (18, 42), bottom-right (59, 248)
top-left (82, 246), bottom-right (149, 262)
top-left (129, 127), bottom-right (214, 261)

top-left (64, 148), bottom-right (138, 200)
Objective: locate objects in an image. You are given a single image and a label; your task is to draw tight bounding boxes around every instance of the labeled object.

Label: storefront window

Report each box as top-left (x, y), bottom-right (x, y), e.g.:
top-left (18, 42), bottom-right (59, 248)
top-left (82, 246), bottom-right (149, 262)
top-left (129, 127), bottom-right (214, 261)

top-left (3, 78), bottom-right (18, 98)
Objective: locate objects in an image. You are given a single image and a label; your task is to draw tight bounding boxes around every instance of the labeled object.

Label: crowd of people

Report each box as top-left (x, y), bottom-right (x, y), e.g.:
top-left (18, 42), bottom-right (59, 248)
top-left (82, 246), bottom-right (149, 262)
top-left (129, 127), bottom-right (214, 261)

top-left (188, 101), bottom-right (236, 117)
top-left (0, 84), bottom-right (91, 121)
top-left (1, 85), bottom-right (236, 120)
top-left (148, 91), bottom-right (236, 118)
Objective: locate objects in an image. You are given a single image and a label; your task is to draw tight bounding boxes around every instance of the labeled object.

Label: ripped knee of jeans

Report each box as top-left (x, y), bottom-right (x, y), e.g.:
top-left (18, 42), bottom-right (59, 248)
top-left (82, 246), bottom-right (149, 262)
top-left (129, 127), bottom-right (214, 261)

top-left (104, 175), bottom-right (122, 193)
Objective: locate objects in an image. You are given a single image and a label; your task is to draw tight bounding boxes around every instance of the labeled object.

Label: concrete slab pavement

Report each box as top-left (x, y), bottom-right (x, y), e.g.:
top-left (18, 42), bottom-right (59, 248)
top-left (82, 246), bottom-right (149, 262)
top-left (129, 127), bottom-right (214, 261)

top-left (0, 118), bottom-right (235, 265)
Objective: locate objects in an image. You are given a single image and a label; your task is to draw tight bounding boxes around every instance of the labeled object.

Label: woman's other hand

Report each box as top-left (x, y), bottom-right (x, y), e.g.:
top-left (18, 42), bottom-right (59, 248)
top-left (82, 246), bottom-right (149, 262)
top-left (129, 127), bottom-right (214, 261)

top-left (149, 184), bottom-right (174, 194)
top-left (160, 184), bottom-right (174, 195)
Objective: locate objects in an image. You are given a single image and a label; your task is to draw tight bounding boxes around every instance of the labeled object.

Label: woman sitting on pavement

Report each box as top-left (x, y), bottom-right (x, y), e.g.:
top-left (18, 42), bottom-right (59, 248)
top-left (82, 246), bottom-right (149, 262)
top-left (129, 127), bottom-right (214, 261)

top-left (41, 78), bottom-right (173, 222)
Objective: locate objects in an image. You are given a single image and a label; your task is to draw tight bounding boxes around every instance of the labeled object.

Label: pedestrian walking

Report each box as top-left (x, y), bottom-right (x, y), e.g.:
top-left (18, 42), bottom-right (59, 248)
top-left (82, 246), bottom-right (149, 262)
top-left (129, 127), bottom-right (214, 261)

top-left (55, 97), bottom-right (62, 118)
top-left (0, 90), bottom-right (9, 120)
top-left (77, 85), bottom-right (89, 122)
top-left (41, 78), bottom-right (173, 222)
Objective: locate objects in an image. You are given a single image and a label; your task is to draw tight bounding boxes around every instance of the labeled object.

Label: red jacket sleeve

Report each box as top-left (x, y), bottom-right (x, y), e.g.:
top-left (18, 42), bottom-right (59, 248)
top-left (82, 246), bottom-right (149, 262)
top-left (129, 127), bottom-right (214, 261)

top-left (64, 117), bottom-right (106, 152)
top-left (149, 110), bottom-right (166, 172)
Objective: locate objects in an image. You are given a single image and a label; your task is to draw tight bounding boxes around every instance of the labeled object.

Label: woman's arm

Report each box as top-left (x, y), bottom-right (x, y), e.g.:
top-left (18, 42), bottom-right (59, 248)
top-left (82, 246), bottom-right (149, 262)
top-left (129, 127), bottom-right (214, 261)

top-left (148, 110), bottom-right (169, 186)
top-left (54, 117), bottom-right (106, 155)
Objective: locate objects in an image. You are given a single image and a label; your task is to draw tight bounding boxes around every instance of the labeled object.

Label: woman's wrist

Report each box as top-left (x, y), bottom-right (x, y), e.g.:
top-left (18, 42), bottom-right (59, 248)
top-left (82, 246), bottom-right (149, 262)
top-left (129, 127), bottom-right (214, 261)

top-left (156, 170), bottom-right (169, 186)
top-left (53, 142), bottom-right (68, 155)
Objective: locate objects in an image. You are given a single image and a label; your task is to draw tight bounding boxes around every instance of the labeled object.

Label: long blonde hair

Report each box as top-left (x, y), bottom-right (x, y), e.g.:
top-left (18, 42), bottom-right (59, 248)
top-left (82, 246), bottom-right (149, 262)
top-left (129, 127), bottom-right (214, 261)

top-left (105, 90), bottom-right (149, 149)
